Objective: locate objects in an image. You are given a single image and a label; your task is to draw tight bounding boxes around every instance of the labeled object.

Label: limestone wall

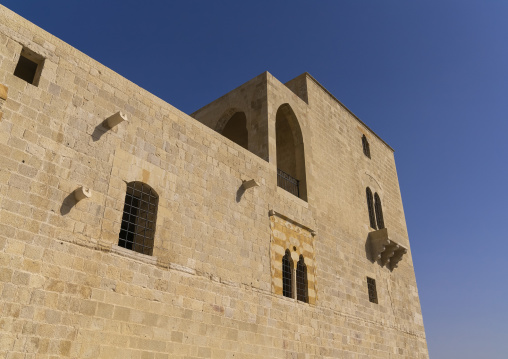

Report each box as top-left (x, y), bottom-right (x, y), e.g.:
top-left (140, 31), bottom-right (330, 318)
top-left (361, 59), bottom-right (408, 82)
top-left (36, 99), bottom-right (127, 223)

top-left (0, 5), bottom-right (428, 358)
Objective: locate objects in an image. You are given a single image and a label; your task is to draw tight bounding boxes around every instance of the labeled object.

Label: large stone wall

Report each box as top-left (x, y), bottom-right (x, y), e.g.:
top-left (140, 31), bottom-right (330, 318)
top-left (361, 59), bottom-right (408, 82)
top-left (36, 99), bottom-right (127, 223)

top-left (0, 5), bottom-right (428, 358)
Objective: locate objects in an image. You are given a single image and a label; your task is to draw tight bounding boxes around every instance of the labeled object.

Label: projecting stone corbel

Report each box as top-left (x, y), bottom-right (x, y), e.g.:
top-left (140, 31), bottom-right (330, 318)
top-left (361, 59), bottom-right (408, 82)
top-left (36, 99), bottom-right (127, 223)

top-left (242, 179), bottom-right (259, 190)
top-left (106, 111), bottom-right (128, 128)
top-left (368, 228), bottom-right (407, 271)
top-left (74, 186), bottom-right (92, 201)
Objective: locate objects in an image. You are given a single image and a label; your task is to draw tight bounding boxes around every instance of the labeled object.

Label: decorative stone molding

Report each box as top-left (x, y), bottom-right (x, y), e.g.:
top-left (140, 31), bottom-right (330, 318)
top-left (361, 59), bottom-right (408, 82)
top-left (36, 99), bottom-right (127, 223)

top-left (368, 228), bottom-right (407, 270)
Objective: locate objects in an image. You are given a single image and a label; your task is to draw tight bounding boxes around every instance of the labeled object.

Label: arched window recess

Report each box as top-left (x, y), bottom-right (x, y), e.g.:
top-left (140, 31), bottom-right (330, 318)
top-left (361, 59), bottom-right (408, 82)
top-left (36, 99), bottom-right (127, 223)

top-left (118, 181), bottom-right (159, 256)
top-left (362, 134), bottom-right (371, 158)
top-left (282, 249), bottom-right (293, 298)
top-left (275, 104), bottom-right (307, 201)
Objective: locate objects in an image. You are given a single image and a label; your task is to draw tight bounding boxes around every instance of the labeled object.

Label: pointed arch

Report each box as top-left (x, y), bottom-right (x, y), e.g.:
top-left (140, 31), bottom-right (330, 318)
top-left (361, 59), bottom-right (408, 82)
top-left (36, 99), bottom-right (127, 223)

top-left (219, 111), bottom-right (248, 150)
top-left (374, 193), bottom-right (385, 229)
top-left (296, 255), bottom-right (308, 303)
top-left (118, 181), bottom-right (159, 256)
top-left (275, 104), bottom-right (307, 201)
top-left (282, 249), bottom-right (293, 298)
top-left (366, 187), bottom-right (376, 229)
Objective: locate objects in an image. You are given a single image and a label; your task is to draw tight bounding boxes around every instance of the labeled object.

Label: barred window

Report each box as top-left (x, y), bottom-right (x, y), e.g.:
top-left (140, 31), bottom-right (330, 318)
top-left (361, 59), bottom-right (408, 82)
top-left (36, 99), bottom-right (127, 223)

top-left (366, 187), bottom-right (376, 229)
top-left (362, 135), bottom-right (371, 158)
top-left (282, 249), bottom-right (293, 298)
top-left (374, 193), bottom-right (384, 229)
top-left (367, 277), bottom-right (378, 304)
top-left (118, 182), bottom-right (158, 256)
top-left (296, 255), bottom-right (308, 303)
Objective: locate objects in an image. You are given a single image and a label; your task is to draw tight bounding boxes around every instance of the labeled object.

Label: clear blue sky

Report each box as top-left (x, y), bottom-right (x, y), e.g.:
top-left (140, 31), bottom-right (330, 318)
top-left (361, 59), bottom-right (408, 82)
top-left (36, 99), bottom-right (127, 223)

top-left (4, 1), bottom-right (508, 358)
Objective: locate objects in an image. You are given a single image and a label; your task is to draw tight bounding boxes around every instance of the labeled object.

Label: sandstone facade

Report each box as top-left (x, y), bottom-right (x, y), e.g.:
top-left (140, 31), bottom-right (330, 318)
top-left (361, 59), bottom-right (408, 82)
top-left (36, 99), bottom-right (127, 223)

top-left (0, 5), bottom-right (428, 358)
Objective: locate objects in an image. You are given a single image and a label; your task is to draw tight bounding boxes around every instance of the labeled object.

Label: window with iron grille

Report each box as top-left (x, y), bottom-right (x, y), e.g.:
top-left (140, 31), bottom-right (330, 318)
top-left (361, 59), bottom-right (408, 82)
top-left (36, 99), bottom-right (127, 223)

top-left (362, 135), bottom-right (371, 158)
top-left (366, 187), bottom-right (376, 229)
top-left (296, 255), bottom-right (308, 303)
top-left (367, 277), bottom-right (378, 304)
top-left (282, 249), bottom-right (293, 298)
top-left (118, 182), bottom-right (158, 256)
top-left (374, 193), bottom-right (384, 229)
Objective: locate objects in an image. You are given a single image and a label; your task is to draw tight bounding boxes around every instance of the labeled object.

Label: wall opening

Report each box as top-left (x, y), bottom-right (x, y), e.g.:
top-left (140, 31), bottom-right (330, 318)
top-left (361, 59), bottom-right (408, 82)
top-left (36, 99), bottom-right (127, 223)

top-left (14, 48), bottom-right (44, 86)
top-left (296, 255), bottom-right (308, 303)
top-left (275, 104), bottom-right (307, 201)
top-left (367, 277), bottom-right (378, 304)
top-left (282, 249), bottom-right (293, 298)
top-left (221, 111), bottom-right (248, 150)
top-left (118, 182), bottom-right (159, 256)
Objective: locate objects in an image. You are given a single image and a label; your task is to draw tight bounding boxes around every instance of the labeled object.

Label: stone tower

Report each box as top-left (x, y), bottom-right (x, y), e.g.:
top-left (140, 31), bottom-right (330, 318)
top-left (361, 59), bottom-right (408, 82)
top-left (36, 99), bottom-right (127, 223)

top-left (0, 5), bottom-right (428, 358)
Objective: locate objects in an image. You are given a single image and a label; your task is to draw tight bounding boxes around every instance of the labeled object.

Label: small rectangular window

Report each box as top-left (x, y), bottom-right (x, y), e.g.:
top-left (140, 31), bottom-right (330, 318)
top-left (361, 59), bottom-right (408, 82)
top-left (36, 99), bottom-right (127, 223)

top-left (14, 48), bottom-right (44, 86)
top-left (367, 277), bottom-right (378, 304)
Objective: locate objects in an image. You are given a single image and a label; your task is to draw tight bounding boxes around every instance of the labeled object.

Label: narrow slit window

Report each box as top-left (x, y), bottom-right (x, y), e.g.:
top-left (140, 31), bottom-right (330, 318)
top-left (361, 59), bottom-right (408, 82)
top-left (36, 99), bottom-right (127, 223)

top-left (367, 277), bottom-right (378, 304)
top-left (118, 182), bottom-right (158, 256)
top-left (14, 48), bottom-right (44, 86)
top-left (374, 193), bottom-right (384, 229)
top-left (362, 135), bottom-right (371, 158)
top-left (282, 249), bottom-right (293, 298)
top-left (366, 187), bottom-right (376, 229)
top-left (296, 255), bottom-right (308, 303)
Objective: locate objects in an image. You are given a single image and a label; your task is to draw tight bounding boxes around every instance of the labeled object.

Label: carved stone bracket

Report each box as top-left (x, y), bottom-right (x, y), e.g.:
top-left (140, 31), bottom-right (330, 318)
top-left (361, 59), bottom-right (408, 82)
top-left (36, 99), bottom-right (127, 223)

top-left (368, 228), bottom-right (407, 271)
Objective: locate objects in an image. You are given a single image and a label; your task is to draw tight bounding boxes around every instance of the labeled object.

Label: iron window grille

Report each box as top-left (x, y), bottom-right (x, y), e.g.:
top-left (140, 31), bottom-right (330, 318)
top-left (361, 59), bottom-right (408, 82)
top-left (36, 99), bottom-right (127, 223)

top-left (118, 181), bottom-right (158, 256)
top-left (296, 255), bottom-right (308, 303)
top-left (366, 187), bottom-right (376, 229)
top-left (367, 277), bottom-right (378, 304)
top-left (282, 249), bottom-right (293, 298)
top-left (362, 135), bottom-right (371, 158)
top-left (374, 193), bottom-right (384, 229)
top-left (277, 168), bottom-right (300, 198)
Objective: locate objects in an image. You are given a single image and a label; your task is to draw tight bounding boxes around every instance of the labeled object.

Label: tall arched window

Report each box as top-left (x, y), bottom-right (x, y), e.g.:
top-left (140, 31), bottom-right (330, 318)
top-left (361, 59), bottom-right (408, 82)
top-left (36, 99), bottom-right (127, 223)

top-left (296, 255), bottom-right (308, 303)
top-left (276, 104), bottom-right (307, 201)
top-left (282, 249), bottom-right (293, 298)
top-left (362, 135), bottom-right (371, 158)
top-left (118, 182), bottom-right (158, 256)
top-left (374, 193), bottom-right (384, 230)
top-left (366, 187), bottom-right (376, 229)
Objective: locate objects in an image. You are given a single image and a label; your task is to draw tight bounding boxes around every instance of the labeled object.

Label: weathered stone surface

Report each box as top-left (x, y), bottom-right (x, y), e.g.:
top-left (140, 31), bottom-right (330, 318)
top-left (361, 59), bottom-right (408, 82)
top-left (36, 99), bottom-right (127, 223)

top-left (0, 4), bottom-right (428, 359)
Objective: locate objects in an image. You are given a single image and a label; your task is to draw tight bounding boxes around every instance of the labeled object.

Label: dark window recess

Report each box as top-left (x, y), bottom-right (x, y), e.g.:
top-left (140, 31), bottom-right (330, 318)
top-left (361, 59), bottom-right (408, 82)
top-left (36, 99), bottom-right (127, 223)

top-left (374, 193), bottom-right (385, 229)
top-left (362, 135), bottom-right (371, 158)
top-left (367, 277), bottom-right (378, 303)
top-left (366, 187), bottom-right (376, 229)
top-left (296, 255), bottom-right (308, 303)
top-left (282, 249), bottom-right (293, 298)
top-left (277, 168), bottom-right (300, 198)
top-left (14, 48), bottom-right (44, 86)
top-left (118, 182), bottom-right (158, 256)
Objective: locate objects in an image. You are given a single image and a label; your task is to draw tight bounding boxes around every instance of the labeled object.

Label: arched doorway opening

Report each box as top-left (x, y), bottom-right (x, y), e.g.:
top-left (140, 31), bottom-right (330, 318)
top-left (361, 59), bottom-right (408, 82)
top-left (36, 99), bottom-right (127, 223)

top-left (275, 104), bottom-right (307, 201)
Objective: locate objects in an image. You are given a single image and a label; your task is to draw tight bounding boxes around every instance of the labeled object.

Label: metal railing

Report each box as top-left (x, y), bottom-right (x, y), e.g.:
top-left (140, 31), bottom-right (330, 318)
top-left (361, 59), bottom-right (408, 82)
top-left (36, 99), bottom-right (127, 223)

top-left (277, 168), bottom-right (300, 198)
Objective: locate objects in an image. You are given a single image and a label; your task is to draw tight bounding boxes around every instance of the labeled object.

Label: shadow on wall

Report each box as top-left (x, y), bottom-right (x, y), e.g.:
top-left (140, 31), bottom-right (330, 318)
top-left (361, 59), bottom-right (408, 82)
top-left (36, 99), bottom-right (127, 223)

top-left (236, 184), bottom-right (246, 203)
top-left (60, 192), bottom-right (76, 215)
top-left (91, 121), bottom-right (109, 142)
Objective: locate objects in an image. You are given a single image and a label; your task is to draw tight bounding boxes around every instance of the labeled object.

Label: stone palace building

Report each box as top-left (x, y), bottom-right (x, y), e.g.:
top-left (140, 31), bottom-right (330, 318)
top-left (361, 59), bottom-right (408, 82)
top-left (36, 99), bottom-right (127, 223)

top-left (0, 5), bottom-right (428, 358)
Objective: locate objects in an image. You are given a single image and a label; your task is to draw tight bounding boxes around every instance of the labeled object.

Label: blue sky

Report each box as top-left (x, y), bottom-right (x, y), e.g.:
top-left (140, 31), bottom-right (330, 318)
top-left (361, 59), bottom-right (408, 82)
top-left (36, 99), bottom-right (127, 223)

top-left (4, 1), bottom-right (508, 358)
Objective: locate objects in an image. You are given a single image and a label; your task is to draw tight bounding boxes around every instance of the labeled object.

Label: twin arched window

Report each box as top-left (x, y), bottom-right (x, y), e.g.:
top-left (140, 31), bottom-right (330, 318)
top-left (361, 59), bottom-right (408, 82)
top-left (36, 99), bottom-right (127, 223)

top-left (366, 187), bottom-right (384, 230)
top-left (118, 181), bottom-right (159, 256)
top-left (282, 250), bottom-right (308, 303)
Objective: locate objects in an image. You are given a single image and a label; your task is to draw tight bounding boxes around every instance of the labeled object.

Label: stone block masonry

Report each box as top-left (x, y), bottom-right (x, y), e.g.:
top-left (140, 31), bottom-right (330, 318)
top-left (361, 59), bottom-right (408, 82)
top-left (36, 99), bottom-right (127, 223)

top-left (0, 4), bottom-right (428, 358)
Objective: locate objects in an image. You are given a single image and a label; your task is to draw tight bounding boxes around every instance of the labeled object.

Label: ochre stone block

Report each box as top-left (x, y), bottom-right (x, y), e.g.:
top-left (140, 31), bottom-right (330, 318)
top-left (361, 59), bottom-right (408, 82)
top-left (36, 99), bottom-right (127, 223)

top-left (0, 84), bottom-right (7, 100)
